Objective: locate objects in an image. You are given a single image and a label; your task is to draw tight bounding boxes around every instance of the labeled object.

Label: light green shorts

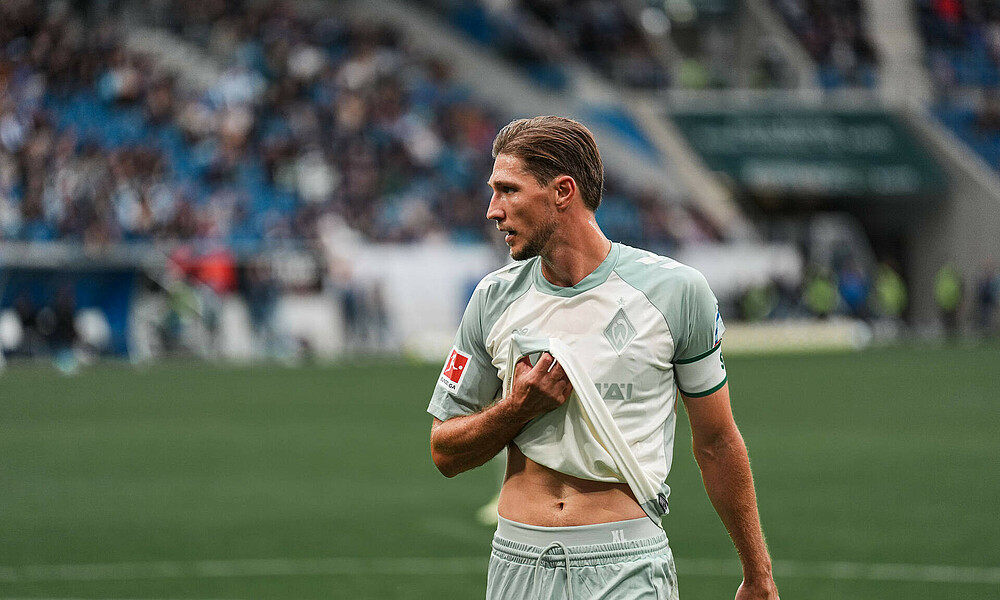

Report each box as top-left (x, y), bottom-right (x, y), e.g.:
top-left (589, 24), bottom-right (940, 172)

top-left (487, 517), bottom-right (678, 600)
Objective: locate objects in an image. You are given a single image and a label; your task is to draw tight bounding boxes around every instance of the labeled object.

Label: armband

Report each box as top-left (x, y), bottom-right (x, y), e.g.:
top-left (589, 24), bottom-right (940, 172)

top-left (675, 343), bottom-right (727, 398)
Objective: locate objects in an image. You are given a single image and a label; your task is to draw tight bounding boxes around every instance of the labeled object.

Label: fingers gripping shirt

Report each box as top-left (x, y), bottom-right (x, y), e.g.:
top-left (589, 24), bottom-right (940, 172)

top-left (427, 244), bottom-right (727, 511)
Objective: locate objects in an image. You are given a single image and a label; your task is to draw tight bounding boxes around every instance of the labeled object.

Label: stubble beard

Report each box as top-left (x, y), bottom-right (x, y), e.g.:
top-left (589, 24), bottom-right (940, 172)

top-left (510, 217), bottom-right (557, 261)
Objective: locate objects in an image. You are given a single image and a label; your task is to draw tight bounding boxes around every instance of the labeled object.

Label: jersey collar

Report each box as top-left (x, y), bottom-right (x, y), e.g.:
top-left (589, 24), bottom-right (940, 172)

top-left (532, 242), bottom-right (620, 297)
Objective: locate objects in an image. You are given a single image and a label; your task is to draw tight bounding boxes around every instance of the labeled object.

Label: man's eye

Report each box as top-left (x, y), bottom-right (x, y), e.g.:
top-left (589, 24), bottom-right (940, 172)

top-left (502, 187), bottom-right (515, 194)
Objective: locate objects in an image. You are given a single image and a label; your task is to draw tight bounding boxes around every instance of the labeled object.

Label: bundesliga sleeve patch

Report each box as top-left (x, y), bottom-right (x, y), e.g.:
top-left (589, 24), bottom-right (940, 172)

top-left (438, 348), bottom-right (470, 392)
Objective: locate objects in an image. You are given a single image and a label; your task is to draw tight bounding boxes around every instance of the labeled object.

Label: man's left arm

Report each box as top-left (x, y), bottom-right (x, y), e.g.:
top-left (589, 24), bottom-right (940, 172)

top-left (682, 383), bottom-right (779, 600)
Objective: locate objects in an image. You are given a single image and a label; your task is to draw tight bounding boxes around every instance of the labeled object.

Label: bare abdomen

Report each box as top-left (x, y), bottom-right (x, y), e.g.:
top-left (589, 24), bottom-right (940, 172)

top-left (497, 444), bottom-right (646, 527)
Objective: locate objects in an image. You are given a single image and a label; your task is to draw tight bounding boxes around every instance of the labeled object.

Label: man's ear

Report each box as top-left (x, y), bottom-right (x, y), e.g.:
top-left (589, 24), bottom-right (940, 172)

top-left (553, 175), bottom-right (577, 211)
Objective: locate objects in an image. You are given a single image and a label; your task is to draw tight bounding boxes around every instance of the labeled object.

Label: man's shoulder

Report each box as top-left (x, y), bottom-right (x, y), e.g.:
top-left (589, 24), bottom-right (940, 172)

top-left (474, 258), bottom-right (536, 295)
top-left (613, 244), bottom-right (721, 354)
top-left (613, 244), bottom-right (707, 291)
top-left (458, 258), bottom-right (537, 340)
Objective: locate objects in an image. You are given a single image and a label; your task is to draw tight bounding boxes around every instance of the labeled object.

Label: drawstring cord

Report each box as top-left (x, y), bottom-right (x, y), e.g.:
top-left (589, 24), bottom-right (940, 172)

top-left (532, 541), bottom-right (573, 600)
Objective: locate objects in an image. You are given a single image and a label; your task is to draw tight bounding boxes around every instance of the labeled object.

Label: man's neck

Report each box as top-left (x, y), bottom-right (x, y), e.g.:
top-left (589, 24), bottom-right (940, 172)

top-left (539, 222), bottom-right (612, 288)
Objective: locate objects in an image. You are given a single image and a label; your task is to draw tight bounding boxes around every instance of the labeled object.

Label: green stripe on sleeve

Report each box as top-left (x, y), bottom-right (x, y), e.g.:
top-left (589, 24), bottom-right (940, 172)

top-left (678, 376), bottom-right (728, 398)
top-left (675, 342), bottom-right (721, 365)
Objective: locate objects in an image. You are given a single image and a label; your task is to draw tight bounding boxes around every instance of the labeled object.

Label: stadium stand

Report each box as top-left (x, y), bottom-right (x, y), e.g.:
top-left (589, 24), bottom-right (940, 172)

top-left (416, 0), bottom-right (670, 89)
top-left (0, 0), bottom-right (718, 252)
top-left (918, 0), bottom-right (1000, 172)
top-left (417, 0), bottom-right (787, 90)
top-left (768, 0), bottom-right (879, 88)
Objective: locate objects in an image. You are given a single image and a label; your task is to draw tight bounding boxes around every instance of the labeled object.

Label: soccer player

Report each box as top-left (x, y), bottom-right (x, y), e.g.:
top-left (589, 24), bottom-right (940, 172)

top-left (428, 116), bottom-right (778, 599)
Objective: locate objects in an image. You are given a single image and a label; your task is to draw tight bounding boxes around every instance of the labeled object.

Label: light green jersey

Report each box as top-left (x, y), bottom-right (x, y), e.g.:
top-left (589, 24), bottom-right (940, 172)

top-left (428, 243), bottom-right (727, 508)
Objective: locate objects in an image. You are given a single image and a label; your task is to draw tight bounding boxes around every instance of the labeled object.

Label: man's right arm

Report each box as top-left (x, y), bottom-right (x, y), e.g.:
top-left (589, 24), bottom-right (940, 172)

top-left (430, 353), bottom-right (572, 478)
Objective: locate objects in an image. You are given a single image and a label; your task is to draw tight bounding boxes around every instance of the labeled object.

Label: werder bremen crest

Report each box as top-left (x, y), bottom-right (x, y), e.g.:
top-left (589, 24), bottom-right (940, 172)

top-left (603, 307), bottom-right (636, 354)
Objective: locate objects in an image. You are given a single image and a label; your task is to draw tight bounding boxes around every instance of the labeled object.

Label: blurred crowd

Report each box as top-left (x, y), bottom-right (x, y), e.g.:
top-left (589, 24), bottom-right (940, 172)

top-left (422, 0), bottom-right (756, 90)
top-left (0, 2), bottom-right (212, 244)
top-left (918, 0), bottom-right (1000, 172)
top-left (0, 0), bottom-right (716, 253)
top-left (5, 286), bottom-right (81, 372)
top-left (512, 0), bottom-right (672, 89)
top-left (420, 0), bottom-right (669, 89)
top-left (919, 0), bottom-right (1000, 90)
top-left (735, 256), bottom-right (1000, 338)
top-left (769, 0), bottom-right (878, 88)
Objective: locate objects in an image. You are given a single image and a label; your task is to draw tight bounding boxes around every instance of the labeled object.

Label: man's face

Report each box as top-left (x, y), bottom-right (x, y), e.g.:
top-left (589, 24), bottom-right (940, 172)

top-left (486, 154), bottom-right (558, 261)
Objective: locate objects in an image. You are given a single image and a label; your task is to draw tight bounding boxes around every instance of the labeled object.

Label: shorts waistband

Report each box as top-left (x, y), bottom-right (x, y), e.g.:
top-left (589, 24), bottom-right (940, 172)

top-left (496, 516), bottom-right (663, 547)
top-left (492, 517), bottom-right (668, 567)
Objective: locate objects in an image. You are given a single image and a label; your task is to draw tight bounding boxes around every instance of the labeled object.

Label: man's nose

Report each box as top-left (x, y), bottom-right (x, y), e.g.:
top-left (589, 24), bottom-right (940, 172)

top-left (486, 194), bottom-right (503, 221)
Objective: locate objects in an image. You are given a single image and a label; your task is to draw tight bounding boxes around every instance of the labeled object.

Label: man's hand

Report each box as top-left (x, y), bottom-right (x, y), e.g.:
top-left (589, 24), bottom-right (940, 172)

top-left (735, 577), bottom-right (779, 599)
top-left (508, 353), bottom-right (573, 421)
top-left (429, 352), bottom-right (572, 478)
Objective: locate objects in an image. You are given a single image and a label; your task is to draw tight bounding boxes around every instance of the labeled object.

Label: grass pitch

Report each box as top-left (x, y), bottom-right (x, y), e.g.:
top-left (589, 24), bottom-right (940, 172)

top-left (1, 343), bottom-right (998, 599)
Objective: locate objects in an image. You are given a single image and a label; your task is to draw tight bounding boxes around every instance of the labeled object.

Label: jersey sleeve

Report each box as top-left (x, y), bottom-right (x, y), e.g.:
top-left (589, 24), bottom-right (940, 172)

top-left (673, 269), bottom-right (727, 398)
top-left (427, 288), bottom-right (502, 421)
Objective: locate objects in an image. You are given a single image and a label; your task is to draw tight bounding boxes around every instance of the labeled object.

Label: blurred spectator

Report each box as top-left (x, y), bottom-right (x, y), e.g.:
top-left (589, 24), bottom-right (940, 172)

top-left (36, 285), bottom-right (79, 374)
top-left (975, 261), bottom-right (998, 334)
top-left (935, 261), bottom-right (964, 337)
top-left (159, 268), bottom-right (201, 355)
top-left (871, 259), bottom-right (908, 323)
top-left (369, 281), bottom-right (392, 352)
top-left (739, 281), bottom-right (779, 322)
top-left (12, 294), bottom-right (42, 356)
top-left (340, 277), bottom-right (363, 352)
top-left (838, 258), bottom-right (870, 320)
top-left (802, 265), bottom-right (837, 318)
top-left (166, 243), bottom-right (236, 358)
top-left (244, 254), bottom-right (280, 357)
